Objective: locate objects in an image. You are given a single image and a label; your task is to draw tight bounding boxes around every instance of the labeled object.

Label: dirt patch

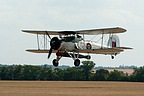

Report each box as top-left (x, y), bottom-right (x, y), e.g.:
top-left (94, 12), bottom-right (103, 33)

top-left (107, 69), bottom-right (134, 75)
top-left (0, 81), bottom-right (143, 96)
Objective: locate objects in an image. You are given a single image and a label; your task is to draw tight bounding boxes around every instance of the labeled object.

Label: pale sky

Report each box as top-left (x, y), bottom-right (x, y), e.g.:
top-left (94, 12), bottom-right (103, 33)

top-left (0, 0), bottom-right (143, 67)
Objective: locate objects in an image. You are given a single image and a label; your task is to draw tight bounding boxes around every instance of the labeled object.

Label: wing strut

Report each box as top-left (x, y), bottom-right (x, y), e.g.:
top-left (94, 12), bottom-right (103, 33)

top-left (37, 33), bottom-right (40, 50)
top-left (46, 31), bottom-right (51, 40)
top-left (101, 31), bottom-right (104, 49)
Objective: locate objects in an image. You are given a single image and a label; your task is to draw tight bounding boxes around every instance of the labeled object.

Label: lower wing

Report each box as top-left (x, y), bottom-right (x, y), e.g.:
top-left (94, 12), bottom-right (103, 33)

top-left (26, 47), bottom-right (132, 54)
top-left (26, 49), bottom-right (57, 53)
top-left (76, 47), bottom-right (132, 55)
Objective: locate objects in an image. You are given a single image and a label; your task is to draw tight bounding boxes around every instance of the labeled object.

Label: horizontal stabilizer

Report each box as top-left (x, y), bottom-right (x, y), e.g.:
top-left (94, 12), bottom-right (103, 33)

top-left (115, 47), bottom-right (133, 50)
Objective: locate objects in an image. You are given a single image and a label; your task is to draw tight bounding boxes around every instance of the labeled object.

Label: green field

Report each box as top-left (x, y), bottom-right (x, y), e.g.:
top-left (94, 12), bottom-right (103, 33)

top-left (0, 81), bottom-right (143, 96)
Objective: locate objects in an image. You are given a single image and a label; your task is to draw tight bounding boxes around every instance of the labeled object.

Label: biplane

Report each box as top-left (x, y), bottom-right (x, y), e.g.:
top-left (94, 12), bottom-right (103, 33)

top-left (22, 27), bottom-right (132, 67)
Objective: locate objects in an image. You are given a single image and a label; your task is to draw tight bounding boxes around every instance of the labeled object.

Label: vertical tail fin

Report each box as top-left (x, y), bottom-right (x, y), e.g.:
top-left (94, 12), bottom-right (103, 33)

top-left (107, 35), bottom-right (120, 48)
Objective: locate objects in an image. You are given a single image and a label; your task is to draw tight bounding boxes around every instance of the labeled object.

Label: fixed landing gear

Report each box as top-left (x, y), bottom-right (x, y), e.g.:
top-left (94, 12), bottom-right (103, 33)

top-left (111, 53), bottom-right (117, 59)
top-left (52, 51), bottom-right (88, 67)
top-left (53, 59), bottom-right (59, 67)
top-left (74, 59), bottom-right (80, 66)
top-left (53, 58), bottom-right (80, 67)
top-left (111, 55), bottom-right (114, 59)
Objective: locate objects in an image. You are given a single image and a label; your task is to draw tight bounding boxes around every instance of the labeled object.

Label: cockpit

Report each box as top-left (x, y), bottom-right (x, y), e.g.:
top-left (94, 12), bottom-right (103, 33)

top-left (60, 34), bottom-right (83, 43)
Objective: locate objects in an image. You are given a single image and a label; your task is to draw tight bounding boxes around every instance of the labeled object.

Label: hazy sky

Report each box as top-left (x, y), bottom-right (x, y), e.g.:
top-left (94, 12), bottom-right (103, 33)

top-left (0, 0), bottom-right (143, 67)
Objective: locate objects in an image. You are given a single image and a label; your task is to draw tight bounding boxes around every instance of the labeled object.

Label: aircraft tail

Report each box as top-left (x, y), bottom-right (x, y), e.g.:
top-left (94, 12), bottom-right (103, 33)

top-left (107, 35), bottom-right (120, 48)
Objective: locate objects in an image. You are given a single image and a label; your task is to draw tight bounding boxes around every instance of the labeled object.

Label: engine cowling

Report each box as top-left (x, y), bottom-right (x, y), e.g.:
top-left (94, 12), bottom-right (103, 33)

top-left (48, 37), bottom-right (61, 59)
top-left (50, 37), bottom-right (61, 50)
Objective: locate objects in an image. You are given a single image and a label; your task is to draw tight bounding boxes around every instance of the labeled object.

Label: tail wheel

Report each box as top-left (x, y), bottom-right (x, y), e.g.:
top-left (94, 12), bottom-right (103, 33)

top-left (86, 55), bottom-right (91, 59)
top-left (53, 59), bottom-right (59, 67)
top-left (74, 59), bottom-right (80, 66)
top-left (111, 55), bottom-right (114, 59)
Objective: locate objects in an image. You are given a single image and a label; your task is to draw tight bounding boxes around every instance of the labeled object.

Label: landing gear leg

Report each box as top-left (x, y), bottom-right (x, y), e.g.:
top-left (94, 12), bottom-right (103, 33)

top-left (64, 50), bottom-right (81, 67)
top-left (52, 52), bottom-right (62, 67)
top-left (74, 59), bottom-right (80, 66)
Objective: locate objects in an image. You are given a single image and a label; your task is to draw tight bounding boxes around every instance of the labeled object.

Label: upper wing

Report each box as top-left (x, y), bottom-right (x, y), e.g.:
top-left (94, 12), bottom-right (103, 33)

top-left (22, 27), bottom-right (126, 35)
top-left (22, 30), bottom-right (60, 35)
top-left (76, 27), bottom-right (126, 35)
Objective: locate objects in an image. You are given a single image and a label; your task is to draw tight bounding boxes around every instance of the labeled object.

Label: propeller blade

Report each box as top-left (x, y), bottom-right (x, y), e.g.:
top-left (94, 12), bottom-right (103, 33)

top-left (46, 31), bottom-right (51, 40)
top-left (48, 48), bottom-right (53, 59)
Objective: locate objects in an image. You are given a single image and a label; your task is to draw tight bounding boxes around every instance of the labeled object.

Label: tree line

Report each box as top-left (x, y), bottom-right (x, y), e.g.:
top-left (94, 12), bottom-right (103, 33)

top-left (0, 61), bottom-right (144, 82)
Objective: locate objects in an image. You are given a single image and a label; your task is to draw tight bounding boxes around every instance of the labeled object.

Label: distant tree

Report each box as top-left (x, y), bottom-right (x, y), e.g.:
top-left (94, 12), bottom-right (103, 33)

top-left (1, 64), bottom-right (143, 82)
top-left (21, 65), bottom-right (33, 80)
top-left (107, 70), bottom-right (127, 81)
top-left (63, 67), bottom-right (83, 80)
top-left (80, 61), bottom-right (95, 80)
top-left (52, 68), bottom-right (64, 80)
top-left (37, 65), bottom-right (53, 80)
top-left (93, 69), bottom-right (109, 81)
top-left (13, 65), bottom-right (23, 80)
top-left (0, 66), bottom-right (14, 80)
top-left (131, 67), bottom-right (144, 82)
top-left (0, 66), bottom-right (8, 80)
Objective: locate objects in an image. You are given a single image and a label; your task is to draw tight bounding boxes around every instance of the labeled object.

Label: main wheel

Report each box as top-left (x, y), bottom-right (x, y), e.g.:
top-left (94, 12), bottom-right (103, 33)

top-left (74, 59), bottom-right (80, 66)
top-left (53, 59), bottom-right (59, 67)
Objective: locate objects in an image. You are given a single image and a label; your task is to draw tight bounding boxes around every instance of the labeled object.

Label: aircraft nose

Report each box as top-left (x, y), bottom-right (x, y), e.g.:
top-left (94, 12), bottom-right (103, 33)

top-left (50, 37), bottom-right (61, 50)
top-left (48, 37), bottom-right (61, 59)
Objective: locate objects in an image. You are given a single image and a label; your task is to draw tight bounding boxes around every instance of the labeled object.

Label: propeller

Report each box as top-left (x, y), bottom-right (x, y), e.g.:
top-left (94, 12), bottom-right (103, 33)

top-left (46, 31), bottom-right (51, 40)
top-left (48, 37), bottom-right (61, 59)
top-left (48, 47), bottom-right (53, 59)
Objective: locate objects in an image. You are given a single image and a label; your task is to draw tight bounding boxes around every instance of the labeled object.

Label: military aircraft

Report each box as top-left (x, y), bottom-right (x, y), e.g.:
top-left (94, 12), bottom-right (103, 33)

top-left (22, 27), bottom-right (132, 67)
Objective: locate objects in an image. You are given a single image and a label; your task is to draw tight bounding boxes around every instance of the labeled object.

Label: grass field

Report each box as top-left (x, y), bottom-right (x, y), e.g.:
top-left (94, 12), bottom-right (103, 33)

top-left (0, 81), bottom-right (143, 96)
